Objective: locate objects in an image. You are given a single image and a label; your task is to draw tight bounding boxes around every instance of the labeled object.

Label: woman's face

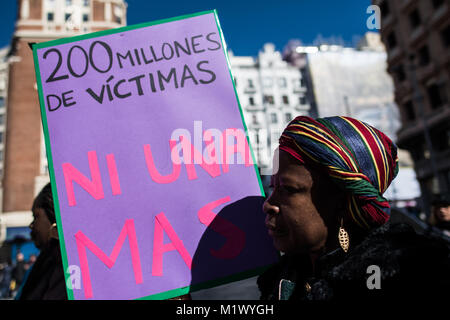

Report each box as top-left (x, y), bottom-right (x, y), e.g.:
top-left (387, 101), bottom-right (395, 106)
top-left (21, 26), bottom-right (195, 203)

top-left (263, 150), bottom-right (341, 255)
top-left (30, 207), bottom-right (52, 249)
top-left (435, 205), bottom-right (450, 222)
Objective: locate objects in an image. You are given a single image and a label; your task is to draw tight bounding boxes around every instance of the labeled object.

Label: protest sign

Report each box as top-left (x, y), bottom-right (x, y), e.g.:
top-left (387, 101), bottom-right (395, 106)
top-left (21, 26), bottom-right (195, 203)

top-left (33, 10), bottom-right (278, 300)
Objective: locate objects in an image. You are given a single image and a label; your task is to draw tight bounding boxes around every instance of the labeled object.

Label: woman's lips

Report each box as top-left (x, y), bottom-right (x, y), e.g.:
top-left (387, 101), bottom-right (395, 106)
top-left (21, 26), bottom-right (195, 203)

top-left (267, 226), bottom-right (287, 238)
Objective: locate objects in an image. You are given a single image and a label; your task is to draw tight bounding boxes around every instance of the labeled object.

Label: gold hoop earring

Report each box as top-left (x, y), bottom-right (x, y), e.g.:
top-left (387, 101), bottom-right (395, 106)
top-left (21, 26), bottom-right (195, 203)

top-left (338, 218), bottom-right (349, 253)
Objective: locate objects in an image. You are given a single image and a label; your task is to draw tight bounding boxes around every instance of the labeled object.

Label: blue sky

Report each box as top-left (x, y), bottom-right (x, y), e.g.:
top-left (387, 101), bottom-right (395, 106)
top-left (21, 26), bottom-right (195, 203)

top-left (0, 0), bottom-right (372, 56)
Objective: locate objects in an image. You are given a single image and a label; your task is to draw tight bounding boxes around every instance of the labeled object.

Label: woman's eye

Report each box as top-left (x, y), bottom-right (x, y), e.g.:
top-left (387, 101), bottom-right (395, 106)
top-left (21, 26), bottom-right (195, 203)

top-left (282, 185), bottom-right (298, 194)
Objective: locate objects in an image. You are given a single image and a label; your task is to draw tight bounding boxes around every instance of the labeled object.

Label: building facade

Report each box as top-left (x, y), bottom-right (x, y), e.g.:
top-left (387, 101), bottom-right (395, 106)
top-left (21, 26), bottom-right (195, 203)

top-left (3, 0), bottom-right (127, 214)
top-left (285, 33), bottom-right (401, 141)
top-left (374, 0), bottom-right (450, 209)
top-left (283, 32), bottom-right (421, 205)
top-left (0, 47), bottom-right (9, 213)
top-left (229, 43), bottom-right (311, 179)
top-left (0, 0), bottom-right (127, 263)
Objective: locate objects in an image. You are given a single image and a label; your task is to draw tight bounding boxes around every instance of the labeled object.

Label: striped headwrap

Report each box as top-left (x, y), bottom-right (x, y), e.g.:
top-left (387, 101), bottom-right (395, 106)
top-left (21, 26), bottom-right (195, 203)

top-left (279, 116), bottom-right (399, 230)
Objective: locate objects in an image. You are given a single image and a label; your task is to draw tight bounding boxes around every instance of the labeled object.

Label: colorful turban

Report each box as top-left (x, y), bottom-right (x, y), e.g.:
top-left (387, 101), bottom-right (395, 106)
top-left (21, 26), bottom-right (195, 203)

top-left (279, 116), bottom-right (399, 230)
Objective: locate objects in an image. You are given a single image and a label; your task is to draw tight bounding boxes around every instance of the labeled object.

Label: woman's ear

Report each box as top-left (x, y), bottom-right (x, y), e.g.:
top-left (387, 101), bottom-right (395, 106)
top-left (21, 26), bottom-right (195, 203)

top-left (49, 223), bottom-right (59, 240)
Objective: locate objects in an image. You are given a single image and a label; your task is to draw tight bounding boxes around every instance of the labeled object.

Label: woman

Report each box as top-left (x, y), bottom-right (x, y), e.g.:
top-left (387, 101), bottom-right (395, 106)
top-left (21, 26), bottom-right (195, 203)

top-left (17, 183), bottom-right (67, 300)
top-left (258, 116), bottom-right (449, 301)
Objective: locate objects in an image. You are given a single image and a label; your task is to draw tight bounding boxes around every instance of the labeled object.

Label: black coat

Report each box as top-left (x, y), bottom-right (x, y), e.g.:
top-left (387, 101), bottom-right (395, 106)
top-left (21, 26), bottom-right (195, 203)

top-left (18, 238), bottom-right (67, 300)
top-left (257, 223), bottom-right (450, 301)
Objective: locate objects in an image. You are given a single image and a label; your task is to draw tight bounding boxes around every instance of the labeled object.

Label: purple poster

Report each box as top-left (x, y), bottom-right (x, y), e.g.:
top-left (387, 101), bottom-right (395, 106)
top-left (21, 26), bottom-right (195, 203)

top-left (33, 11), bottom-right (278, 300)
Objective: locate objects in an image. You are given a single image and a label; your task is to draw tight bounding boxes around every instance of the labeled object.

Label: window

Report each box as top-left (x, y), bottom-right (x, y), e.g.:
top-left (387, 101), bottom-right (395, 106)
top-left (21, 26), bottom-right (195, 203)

top-left (65, 13), bottom-right (71, 21)
top-left (380, 1), bottom-right (390, 18)
top-left (66, 0), bottom-right (72, 6)
top-left (441, 25), bottom-right (450, 48)
top-left (418, 45), bottom-right (430, 66)
top-left (386, 32), bottom-right (397, 49)
top-left (293, 79), bottom-right (302, 88)
top-left (0, 132), bottom-right (3, 143)
top-left (252, 114), bottom-right (258, 125)
top-left (83, 0), bottom-right (90, 6)
top-left (299, 96), bottom-right (307, 105)
top-left (247, 79), bottom-right (255, 88)
top-left (264, 95), bottom-right (274, 105)
top-left (263, 78), bottom-right (273, 88)
top-left (300, 78), bottom-right (306, 87)
top-left (433, 128), bottom-right (450, 151)
top-left (114, 4), bottom-right (123, 23)
top-left (0, 97), bottom-right (4, 107)
top-left (47, 12), bottom-right (54, 22)
top-left (282, 95), bottom-right (289, 105)
top-left (285, 113), bottom-right (292, 122)
top-left (447, 129), bottom-right (450, 150)
top-left (270, 113), bottom-right (278, 124)
top-left (249, 97), bottom-right (255, 106)
top-left (278, 78), bottom-right (287, 88)
top-left (408, 9), bottom-right (421, 30)
top-left (404, 101), bottom-right (416, 121)
top-left (83, 14), bottom-right (89, 22)
top-left (396, 64), bottom-right (406, 82)
top-left (432, 0), bottom-right (444, 9)
top-left (428, 83), bottom-right (445, 109)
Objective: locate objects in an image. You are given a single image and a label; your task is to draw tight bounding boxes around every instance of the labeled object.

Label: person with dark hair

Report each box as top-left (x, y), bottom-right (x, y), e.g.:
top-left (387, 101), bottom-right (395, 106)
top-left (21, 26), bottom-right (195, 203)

top-left (429, 194), bottom-right (450, 237)
top-left (12, 253), bottom-right (27, 292)
top-left (16, 182), bottom-right (67, 300)
top-left (258, 116), bottom-right (449, 301)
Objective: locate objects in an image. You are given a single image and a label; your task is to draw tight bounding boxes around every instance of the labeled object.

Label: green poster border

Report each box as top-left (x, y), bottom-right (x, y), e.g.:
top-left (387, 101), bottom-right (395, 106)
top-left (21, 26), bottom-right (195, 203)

top-left (32, 9), bottom-right (270, 301)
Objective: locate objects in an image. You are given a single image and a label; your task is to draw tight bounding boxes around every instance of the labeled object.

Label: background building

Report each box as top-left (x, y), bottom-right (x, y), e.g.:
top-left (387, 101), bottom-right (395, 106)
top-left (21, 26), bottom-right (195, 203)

top-left (0, 0), bottom-right (127, 264)
top-left (0, 47), bottom-right (9, 213)
top-left (374, 0), bottom-right (450, 213)
top-left (229, 43), bottom-right (311, 186)
top-left (284, 32), bottom-right (421, 207)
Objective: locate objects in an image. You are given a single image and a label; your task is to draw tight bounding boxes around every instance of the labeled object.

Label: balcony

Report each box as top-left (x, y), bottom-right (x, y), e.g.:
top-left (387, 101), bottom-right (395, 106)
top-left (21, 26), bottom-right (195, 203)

top-left (430, 1), bottom-right (449, 29)
top-left (414, 148), bottom-right (450, 179)
top-left (395, 81), bottom-right (413, 100)
top-left (416, 62), bottom-right (436, 82)
top-left (387, 47), bottom-right (403, 65)
top-left (397, 107), bottom-right (450, 146)
top-left (244, 86), bottom-right (257, 94)
top-left (400, 0), bottom-right (416, 12)
top-left (381, 14), bottom-right (395, 31)
top-left (293, 86), bottom-right (306, 94)
top-left (408, 25), bottom-right (426, 48)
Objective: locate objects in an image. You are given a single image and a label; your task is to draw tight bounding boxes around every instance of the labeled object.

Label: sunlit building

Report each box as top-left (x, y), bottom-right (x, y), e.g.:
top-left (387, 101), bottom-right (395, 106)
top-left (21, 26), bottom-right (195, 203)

top-left (284, 32), bottom-right (421, 206)
top-left (0, 47), bottom-right (9, 213)
top-left (373, 0), bottom-right (450, 211)
top-left (229, 43), bottom-right (311, 178)
top-left (0, 0), bottom-right (127, 263)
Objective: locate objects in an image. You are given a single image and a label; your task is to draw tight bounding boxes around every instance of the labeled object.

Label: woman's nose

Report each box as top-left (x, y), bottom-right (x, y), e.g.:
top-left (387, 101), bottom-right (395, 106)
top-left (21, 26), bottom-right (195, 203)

top-left (263, 197), bottom-right (280, 215)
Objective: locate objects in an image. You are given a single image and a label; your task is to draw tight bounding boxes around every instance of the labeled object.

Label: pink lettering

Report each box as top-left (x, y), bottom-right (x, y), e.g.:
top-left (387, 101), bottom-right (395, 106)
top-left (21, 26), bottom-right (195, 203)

top-left (75, 219), bottom-right (143, 299)
top-left (222, 128), bottom-right (253, 173)
top-left (62, 150), bottom-right (104, 207)
top-left (152, 212), bottom-right (192, 276)
top-left (144, 140), bottom-right (181, 184)
top-left (106, 153), bottom-right (121, 196)
top-left (197, 196), bottom-right (246, 259)
top-left (179, 135), bottom-right (221, 180)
